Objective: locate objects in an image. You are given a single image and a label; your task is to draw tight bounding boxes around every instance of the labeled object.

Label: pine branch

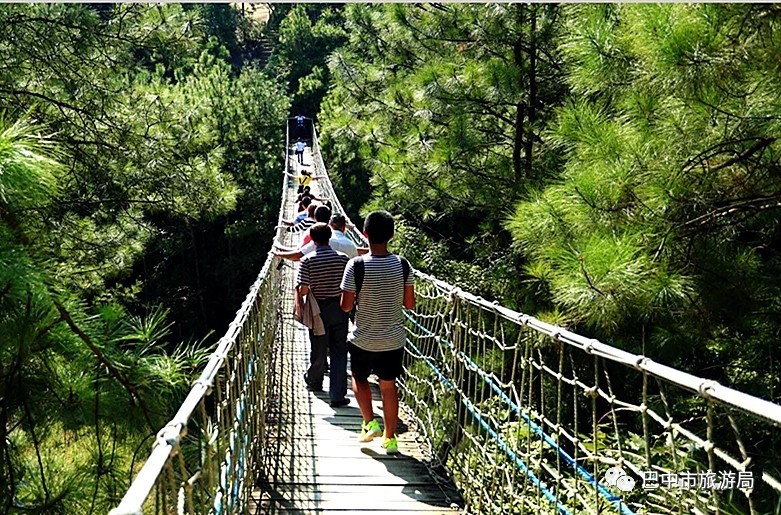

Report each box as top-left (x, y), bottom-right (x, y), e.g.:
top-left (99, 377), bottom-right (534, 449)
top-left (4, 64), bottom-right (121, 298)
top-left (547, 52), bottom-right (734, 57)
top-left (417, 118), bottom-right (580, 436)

top-left (53, 300), bottom-right (155, 430)
top-left (0, 87), bottom-right (93, 117)
top-left (89, 365), bottom-right (102, 515)
top-left (578, 255), bottom-right (607, 297)
top-left (683, 192), bottom-right (781, 228)
top-left (706, 137), bottom-right (776, 175)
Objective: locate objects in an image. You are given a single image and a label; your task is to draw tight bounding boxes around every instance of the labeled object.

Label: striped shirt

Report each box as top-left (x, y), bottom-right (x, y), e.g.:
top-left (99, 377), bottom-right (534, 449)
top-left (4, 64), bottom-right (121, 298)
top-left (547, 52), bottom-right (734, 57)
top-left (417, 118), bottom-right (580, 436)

top-left (341, 254), bottom-right (413, 352)
top-left (301, 230), bottom-right (358, 259)
top-left (288, 217), bottom-right (314, 234)
top-left (297, 245), bottom-right (349, 300)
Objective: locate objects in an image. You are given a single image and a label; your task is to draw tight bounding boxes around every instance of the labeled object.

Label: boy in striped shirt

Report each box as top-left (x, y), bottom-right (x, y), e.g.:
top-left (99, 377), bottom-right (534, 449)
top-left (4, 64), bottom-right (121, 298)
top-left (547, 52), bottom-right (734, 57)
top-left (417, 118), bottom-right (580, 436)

top-left (297, 223), bottom-right (350, 407)
top-left (340, 210), bottom-right (415, 454)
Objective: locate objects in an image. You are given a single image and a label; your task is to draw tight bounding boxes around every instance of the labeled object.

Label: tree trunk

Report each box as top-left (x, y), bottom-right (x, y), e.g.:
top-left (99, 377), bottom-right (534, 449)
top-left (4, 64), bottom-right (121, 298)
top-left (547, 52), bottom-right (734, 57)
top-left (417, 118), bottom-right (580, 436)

top-left (513, 98), bottom-right (525, 185)
top-left (524, 7), bottom-right (537, 177)
top-left (0, 397), bottom-right (14, 512)
top-left (512, 6), bottom-right (527, 186)
top-left (190, 224), bottom-right (209, 331)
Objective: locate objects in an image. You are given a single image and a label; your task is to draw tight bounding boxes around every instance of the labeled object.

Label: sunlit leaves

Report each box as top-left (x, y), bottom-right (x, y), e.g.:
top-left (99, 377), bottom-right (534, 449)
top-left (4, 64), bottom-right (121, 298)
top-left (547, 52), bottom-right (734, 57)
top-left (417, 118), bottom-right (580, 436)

top-left (0, 5), bottom-right (286, 512)
top-left (508, 5), bottom-right (781, 391)
top-left (0, 117), bottom-right (60, 209)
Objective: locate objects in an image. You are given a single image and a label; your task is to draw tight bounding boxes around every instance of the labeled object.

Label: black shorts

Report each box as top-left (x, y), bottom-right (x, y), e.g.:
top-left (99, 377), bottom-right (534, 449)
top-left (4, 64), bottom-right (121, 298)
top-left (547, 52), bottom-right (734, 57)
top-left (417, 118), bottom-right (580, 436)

top-left (349, 343), bottom-right (404, 381)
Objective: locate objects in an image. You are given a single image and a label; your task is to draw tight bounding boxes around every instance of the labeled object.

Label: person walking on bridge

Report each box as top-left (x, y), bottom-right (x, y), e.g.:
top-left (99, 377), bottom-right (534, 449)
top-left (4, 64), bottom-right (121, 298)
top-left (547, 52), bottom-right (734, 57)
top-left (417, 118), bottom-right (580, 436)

top-left (294, 139), bottom-right (306, 164)
top-left (284, 167), bottom-right (325, 194)
top-left (277, 203), bottom-right (316, 235)
top-left (340, 210), bottom-right (415, 454)
top-left (294, 196), bottom-right (313, 223)
top-left (294, 114), bottom-right (306, 138)
top-left (296, 223), bottom-right (351, 407)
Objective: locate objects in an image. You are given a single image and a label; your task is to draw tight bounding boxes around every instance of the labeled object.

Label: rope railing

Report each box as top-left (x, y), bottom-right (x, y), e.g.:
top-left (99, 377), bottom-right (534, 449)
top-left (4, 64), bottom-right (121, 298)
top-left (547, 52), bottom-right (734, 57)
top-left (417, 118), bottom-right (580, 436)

top-left (311, 124), bottom-right (781, 514)
top-left (109, 124), bottom-right (295, 515)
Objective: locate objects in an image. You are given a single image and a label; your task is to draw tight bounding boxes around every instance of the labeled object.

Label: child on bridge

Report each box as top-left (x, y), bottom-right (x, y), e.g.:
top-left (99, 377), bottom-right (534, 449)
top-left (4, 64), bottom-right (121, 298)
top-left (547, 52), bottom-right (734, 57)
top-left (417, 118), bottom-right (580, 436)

top-left (340, 210), bottom-right (415, 455)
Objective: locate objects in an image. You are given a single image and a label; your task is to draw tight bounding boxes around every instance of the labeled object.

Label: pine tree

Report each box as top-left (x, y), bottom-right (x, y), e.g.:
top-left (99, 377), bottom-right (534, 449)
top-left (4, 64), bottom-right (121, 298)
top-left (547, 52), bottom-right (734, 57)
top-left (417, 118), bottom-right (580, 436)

top-left (507, 4), bottom-right (781, 398)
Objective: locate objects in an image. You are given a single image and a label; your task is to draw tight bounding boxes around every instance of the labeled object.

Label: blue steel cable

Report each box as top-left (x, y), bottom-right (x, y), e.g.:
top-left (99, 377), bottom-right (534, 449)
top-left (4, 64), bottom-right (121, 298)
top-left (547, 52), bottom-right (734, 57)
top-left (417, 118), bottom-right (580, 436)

top-left (405, 314), bottom-right (634, 515)
top-left (406, 338), bottom-right (573, 514)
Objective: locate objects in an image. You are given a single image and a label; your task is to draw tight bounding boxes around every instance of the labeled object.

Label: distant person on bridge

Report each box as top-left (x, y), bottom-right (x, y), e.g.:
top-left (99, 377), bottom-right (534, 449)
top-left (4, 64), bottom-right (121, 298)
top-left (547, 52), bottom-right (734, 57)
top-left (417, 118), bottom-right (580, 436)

top-left (340, 210), bottom-right (415, 455)
top-left (294, 196), bottom-right (313, 223)
top-left (295, 186), bottom-right (327, 206)
top-left (295, 114), bottom-right (306, 138)
top-left (295, 139), bottom-right (306, 164)
top-left (275, 205), bottom-right (333, 258)
top-left (277, 204), bottom-right (316, 234)
top-left (284, 167), bottom-right (325, 194)
top-left (295, 223), bottom-right (351, 407)
top-left (302, 205), bottom-right (332, 246)
top-left (296, 186), bottom-right (312, 202)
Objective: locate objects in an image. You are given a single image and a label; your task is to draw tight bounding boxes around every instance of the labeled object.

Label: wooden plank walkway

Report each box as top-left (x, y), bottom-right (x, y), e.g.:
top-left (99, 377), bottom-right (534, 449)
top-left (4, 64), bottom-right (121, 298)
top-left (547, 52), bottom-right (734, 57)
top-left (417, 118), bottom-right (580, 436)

top-left (250, 147), bottom-right (463, 514)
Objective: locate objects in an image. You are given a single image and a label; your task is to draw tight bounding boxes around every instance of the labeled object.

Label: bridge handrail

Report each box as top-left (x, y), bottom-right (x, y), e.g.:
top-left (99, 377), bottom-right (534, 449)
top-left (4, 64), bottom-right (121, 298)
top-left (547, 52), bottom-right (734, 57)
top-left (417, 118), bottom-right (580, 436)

top-left (310, 124), bottom-right (781, 429)
top-left (109, 124), bottom-right (291, 515)
top-left (110, 256), bottom-right (275, 514)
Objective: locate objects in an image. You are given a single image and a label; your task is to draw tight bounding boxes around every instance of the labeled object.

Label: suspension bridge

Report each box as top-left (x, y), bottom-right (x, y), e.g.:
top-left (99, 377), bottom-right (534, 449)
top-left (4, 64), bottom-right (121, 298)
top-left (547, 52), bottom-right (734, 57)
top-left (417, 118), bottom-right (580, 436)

top-left (110, 121), bottom-right (781, 515)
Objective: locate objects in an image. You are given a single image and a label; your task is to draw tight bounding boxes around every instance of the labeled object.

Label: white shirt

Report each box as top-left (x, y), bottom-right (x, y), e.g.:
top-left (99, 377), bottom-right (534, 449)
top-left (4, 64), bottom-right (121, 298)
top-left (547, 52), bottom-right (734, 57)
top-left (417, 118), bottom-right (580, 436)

top-left (295, 142), bottom-right (305, 152)
top-left (340, 254), bottom-right (413, 352)
top-left (301, 230), bottom-right (358, 258)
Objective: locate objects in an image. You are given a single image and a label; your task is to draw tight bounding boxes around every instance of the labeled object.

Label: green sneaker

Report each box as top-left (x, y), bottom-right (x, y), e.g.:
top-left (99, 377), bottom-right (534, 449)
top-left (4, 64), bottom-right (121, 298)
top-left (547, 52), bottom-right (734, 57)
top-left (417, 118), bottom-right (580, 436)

top-left (382, 436), bottom-right (399, 455)
top-left (359, 419), bottom-right (382, 442)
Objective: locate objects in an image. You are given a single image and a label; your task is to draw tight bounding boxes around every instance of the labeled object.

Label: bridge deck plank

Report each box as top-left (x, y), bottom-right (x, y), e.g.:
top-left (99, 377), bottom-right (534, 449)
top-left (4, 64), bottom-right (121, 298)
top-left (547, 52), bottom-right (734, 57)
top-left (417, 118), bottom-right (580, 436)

top-left (253, 155), bottom-right (462, 513)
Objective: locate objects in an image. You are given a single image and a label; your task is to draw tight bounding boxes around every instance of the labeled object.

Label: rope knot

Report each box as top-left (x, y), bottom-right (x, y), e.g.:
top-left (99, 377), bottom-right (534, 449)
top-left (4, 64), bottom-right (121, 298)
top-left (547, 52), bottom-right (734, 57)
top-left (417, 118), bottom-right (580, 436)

top-left (192, 378), bottom-right (214, 396)
top-left (583, 386), bottom-right (598, 399)
top-left (698, 380), bottom-right (719, 398)
top-left (156, 423), bottom-right (183, 455)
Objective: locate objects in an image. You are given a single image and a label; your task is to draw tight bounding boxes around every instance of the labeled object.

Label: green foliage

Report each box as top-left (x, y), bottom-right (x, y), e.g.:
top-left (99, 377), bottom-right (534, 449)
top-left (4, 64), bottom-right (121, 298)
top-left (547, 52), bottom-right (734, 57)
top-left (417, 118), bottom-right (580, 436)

top-left (268, 5), bottom-right (347, 114)
top-left (0, 4), bottom-right (289, 512)
top-left (319, 4), bottom-right (566, 313)
top-left (317, 6), bottom-right (781, 510)
top-left (0, 116), bottom-right (215, 512)
top-left (507, 5), bottom-right (781, 396)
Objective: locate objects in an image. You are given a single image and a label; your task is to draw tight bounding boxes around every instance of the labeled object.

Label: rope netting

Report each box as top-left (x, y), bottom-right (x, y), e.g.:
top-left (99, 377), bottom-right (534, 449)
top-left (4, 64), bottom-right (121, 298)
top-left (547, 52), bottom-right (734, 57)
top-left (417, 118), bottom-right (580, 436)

top-left (109, 248), bottom-right (280, 515)
top-left (109, 125), bottom-right (299, 515)
top-left (312, 126), bottom-right (781, 515)
top-left (113, 121), bottom-right (781, 514)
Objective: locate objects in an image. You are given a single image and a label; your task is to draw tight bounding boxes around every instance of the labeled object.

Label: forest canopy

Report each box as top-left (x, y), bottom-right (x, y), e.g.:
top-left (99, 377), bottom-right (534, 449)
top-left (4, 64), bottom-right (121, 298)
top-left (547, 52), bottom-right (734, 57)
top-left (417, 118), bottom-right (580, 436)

top-left (312, 3), bottom-right (781, 402)
top-left (0, 4), bottom-right (287, 511)
top-left (3, 3), bottom-right (781, 513)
